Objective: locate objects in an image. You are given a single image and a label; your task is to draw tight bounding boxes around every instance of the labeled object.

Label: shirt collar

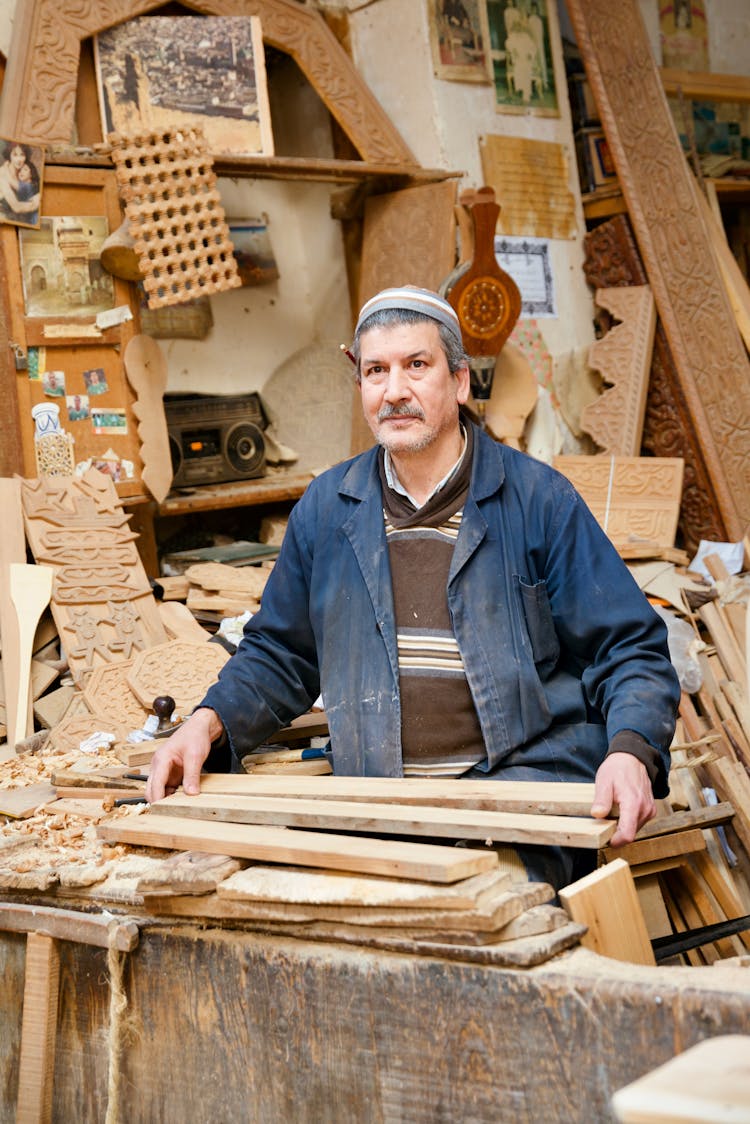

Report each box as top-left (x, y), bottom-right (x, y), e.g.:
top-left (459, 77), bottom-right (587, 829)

top-left (383, 424), bottom-right (467, 509)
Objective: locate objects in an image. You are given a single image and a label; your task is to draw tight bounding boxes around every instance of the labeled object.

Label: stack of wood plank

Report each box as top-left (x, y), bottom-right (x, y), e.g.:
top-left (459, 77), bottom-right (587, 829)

top-left (158, 561), bottom-right (272, 619)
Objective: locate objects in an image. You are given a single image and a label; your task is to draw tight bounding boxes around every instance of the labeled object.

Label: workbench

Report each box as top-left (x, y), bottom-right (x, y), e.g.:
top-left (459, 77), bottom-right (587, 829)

top-left (1, 917), bottom-right (749, 1121)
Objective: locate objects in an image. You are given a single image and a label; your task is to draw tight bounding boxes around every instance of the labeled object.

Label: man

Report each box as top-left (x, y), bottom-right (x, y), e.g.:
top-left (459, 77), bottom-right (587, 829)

top-left (147, 286), bottom-right (680, 888)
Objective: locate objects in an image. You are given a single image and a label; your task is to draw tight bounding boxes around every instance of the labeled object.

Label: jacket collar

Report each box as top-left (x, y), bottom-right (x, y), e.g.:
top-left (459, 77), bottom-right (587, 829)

top-left (339, 420), bottom-right (506, 504)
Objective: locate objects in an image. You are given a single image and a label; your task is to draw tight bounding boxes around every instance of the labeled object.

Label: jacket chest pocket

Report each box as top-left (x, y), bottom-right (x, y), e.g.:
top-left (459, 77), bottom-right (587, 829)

top-left (516, 576), bottom-right (560, 678)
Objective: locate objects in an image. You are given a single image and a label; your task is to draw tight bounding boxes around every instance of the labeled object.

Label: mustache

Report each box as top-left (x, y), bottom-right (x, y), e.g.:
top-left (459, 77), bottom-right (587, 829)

top-left (377, 404), bottom-right (425, 422)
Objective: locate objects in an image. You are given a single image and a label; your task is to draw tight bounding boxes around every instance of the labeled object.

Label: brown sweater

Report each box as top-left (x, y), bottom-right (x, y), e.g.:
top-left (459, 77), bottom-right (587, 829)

top-left (378, 427), bottom-right (486, 775)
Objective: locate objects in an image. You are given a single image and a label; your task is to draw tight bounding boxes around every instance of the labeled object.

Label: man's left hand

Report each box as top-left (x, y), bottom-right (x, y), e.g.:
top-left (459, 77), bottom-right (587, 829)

top-left (590, 752), bottom-right (655, 847)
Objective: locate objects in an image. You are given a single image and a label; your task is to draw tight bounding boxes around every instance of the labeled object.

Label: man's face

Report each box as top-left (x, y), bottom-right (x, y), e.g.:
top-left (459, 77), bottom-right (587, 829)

top-left (10, 146), bottom-right (25, 171)
top-left (359, 320), bottom-right (470, 458)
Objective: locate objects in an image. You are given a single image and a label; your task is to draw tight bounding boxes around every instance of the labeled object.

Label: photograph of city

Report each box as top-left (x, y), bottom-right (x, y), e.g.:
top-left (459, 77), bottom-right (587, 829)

top-left (94, 15), bottom-right (273, 156)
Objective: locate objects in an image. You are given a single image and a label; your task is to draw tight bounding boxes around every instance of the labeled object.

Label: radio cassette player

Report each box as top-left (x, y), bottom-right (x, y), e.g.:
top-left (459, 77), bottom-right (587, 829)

top-left (165, 392), bottom-right (267, 488)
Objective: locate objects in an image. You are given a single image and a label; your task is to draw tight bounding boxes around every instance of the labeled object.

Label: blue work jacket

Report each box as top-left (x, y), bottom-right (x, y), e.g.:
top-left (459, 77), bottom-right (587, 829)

top-left (201, 424), bottom-right (680, 793)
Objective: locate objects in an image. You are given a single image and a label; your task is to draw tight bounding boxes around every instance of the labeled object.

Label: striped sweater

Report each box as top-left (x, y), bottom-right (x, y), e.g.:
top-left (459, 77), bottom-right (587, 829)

top-left (378, 428), bottom-right (486, 776)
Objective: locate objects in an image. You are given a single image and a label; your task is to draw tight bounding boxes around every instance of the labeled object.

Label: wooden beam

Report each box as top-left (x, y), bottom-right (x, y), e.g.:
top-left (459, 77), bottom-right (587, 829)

top-left (559, 858), bottom-right (656, 966)
top-left (97, 813), bottom-right (501, 883)
top-left (197, 774), bottom-right (602, 816)
top-left (16, 933), bottom-right (59, 1124)
top-left (151, 793), bottom-right (615, 848)
top-left (0, 903), bottom-right (139, 952)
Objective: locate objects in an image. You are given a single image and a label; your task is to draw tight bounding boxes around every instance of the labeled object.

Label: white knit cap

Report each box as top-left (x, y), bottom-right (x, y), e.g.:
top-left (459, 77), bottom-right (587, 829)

top-left (355, 285), bottom-right (462, 340)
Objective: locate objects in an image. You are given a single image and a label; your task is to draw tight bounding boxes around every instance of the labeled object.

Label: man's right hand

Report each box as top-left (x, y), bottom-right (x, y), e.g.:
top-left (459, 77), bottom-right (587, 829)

top-left (145, 707), bottom-right (224, 803)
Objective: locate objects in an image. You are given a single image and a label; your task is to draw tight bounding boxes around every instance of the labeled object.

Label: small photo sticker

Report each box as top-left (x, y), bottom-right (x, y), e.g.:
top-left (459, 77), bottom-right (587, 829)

top-left (42, 369), bottom-right (65, 397)
top-left (91, 407), bottom-right (127, 435)
top-left (66, 393), bottom-right (90, 421)
top-left (83, 367), bottom-right (108, 395)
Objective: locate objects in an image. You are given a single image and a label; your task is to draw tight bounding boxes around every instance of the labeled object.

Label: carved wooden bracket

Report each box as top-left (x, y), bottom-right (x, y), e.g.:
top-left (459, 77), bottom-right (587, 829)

top-left (0, 0), bottom-right (414, 165)
top-left (582, 286), bottom-right (655, 456)
top-left (566, 0), bottom-right (750, 540)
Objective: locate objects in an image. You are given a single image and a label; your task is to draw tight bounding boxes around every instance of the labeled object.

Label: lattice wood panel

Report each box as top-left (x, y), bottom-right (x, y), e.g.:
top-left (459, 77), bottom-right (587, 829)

top-left (109, 127), bottom-right (240, 309)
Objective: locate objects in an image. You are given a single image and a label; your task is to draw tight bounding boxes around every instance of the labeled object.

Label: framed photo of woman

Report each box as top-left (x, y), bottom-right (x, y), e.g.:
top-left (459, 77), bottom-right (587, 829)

top-left (0, 138), bottom-right (44, 228)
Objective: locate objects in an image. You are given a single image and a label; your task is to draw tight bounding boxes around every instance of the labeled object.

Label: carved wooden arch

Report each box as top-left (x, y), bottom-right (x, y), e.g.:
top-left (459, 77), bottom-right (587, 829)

top-left (0, 0), bottom-right (415, 165)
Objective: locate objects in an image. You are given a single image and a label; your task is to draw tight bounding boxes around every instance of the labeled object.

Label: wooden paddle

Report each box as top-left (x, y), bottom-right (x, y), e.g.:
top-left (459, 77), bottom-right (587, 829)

top-left (8, 563), bottom-right (53, 751)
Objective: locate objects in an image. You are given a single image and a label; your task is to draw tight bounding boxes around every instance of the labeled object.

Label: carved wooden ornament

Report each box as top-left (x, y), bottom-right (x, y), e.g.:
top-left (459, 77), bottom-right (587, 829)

top-left (127, 640), bottom-right (230, 715)
top-left (0, 0), bottom-right (414, 165)
top-left (581, 286), bottom-right (656, 457)
top-left (553, 455), bottom-right (684, 548)
top-left (21, 469), bottom-right (167, 683)
top-left (583, 214), bottom-right (727, 553)
top-left (566, 0), bottom-right (750, 538)
top-left (83, 660), bottom-right (150, 731)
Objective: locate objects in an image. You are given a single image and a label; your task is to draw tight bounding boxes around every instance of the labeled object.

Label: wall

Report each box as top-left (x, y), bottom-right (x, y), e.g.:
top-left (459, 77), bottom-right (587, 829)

top-left (338, 0), bottom-right (595, 363)
top-left (0, 0), bottom-right (747, 408)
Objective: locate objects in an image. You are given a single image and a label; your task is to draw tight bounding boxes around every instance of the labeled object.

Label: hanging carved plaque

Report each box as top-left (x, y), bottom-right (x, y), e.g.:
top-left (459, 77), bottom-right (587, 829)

top-left (582, 286), bottom-right (655, 457)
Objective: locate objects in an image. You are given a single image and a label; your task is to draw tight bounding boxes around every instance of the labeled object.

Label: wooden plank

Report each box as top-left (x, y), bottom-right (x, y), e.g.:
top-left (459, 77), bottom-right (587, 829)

top-left (559, 858), bottom-right (656, 966)
top-left (634, 802), bottom-right (735, 839)
top-left (612, 1034), bottom-right (750, 1123)
top-left (152, 793), bottom-right (615, 848)
top-left (16, 932), bottom-right (59, 1124)
top-left (266, 711), bottom-right (329, 744)
top-left (635, 874), bottom-right (672, 940)
top-left (0, 479), bottom-right (27, 758)
top-left (209, 864), bottom-right (506, 910)
top-left (135, 852), bottom-right (241, 897)
top-left (157, 601), bottom-right (210, 642)
top-left (98, 813), bottom-right (501, 883)
top-left (602, 828), bottom-right (706, 867)
top-left (0, 903), bottom-right (139, 951)
top-left (197, 774), bottom-right (601, 815)
top-left (150, 880), bottom-right (552, 939)
top-left (0, 784), bottom-right (57, 820)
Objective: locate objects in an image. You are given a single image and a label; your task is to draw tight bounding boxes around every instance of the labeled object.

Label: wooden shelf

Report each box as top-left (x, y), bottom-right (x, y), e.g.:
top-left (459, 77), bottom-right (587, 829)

top-left (660, 67), bottom-right (750, 104)
top-left (583, 177), bottom-right (750, 221)
top-left (46, 150), bottom-right (461, 189)
top-left (155, 471), bottom-right (313, 518)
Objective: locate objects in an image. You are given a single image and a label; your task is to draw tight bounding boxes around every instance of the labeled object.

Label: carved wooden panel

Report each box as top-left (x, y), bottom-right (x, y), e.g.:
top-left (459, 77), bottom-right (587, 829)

top-left (46, 712), bottom-right (127, 753)
top-left (83, 660), bottom-right (150, 730)
top-left (583, 214), bottom-right (727, 553)
top-left (566, 0), bottom-right (750, 540)
top-left (127, 640), bottom-right (229, 716)
top-left (581, 286), bottom-right (655, 457)
top-left (358, 180), bottom-right (458, 305)
top-left (0, 0), bottom-right (414, 165)
top-left (353, 179), bottom-right (457, 455)
top-left (553, 455), bottom-right (684, 548)
top-left (20, 468), bottom-right (167, 684)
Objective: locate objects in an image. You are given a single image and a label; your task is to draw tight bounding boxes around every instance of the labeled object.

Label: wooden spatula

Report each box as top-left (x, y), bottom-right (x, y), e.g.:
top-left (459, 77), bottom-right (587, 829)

top-left (8, 563), bottom-right (53, 751)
